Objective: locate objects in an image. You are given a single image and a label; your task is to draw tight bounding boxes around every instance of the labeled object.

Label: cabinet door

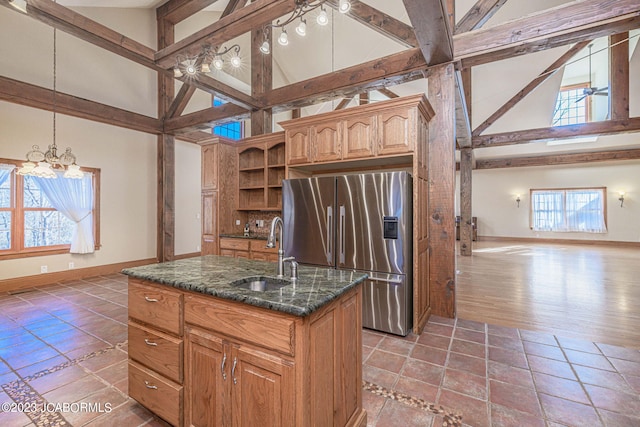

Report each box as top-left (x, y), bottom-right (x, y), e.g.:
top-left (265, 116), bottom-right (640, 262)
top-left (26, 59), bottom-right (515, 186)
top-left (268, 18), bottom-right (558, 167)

top-left (231, 345), bottom-right (294, 427)
top-left (378, 107), bottom-right (414, 155)
top-left (202, 191), bottom-right (218, 255)
top-left (185, 327), bottom-right (229, 427)
top-left (285, 127), bottom-right (311, 165)
top-left (312, 121), bottom-right (341, 162)
top-left (201, 144), bottom-right (219, 191)
top-left (344, 115), bottom-right (375, 159)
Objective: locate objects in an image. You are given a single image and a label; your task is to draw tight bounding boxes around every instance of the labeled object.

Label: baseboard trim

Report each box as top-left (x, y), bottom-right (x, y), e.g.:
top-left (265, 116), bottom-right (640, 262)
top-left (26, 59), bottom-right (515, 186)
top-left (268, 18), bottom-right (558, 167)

top-left (477, 236), bottom-right (640, 248)
top-left (0, 258), bottom-right (158, 294)
top-left (174, 252), bottom-right (201, 260)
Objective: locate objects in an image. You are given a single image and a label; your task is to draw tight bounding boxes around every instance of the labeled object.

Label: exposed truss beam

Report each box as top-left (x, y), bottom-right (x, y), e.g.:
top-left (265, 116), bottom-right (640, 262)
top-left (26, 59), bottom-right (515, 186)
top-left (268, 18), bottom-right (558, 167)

top-left (326, 0), bottom-right (417, 48)
top-left (454, 0), bottom-right (640, 67)
top-left (0, 75), bottom-right (161, 134)
top-left (155, 0), bottom-right (296, 69)
top-left (473, 117), bottom-right (640, 148)
top-left (403, 0), bottom-right (454, 66)
top-left (610, 32), bottom-right (630, 121)
top-left (167, 84), bottom-right (197, 119)
top-left (259, 48), bottom-right (427, 112)
top-left (157, 0), bottom-right (221, 24)
top-left (180, 74), bottom-right (259, 110)
top-left (378, 88), bottom-right (399, 99)
top-left (334, 97), bottom-right (354, 110)
top-left (164, 102), bottom-right (249, 134)
top-left (222, 0), bottom-right (248, 18)
top-left (454, 70), bottom-right (472, 148)
top-left (455, 0), bottom-right (508, 34)
top-left (1, 0), bottom-right (159, 71)
top-left (473, 40), bottom-right (592, 137)
top-left (474, 148), bottom-right (640, 169)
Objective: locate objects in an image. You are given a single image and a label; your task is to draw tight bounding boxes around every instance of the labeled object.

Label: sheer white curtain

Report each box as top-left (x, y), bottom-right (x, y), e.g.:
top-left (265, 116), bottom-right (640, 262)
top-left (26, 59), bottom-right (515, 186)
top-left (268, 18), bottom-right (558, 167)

top-left (33, 171), bottom-right (95, 253)
top-left (531, 189), bottom-right (606, 233)
top-left (0, 164), bottom-right (15, 187)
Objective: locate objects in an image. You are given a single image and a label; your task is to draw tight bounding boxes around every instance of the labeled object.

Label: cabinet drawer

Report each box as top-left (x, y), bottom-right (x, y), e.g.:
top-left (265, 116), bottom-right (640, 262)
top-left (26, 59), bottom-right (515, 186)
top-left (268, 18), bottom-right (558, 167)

top-left (249, 239), bottom-right (276, 253)
top-left (128, 321), bottom-right (183, 384)
top-left (129, 361), bottom-right (182, 427)
top-left (185, 295), bottom-right (296, 357)
top-left (129, 280), bottom-right (183, 336)
top-left (219, 238), bottom-right (250, 251)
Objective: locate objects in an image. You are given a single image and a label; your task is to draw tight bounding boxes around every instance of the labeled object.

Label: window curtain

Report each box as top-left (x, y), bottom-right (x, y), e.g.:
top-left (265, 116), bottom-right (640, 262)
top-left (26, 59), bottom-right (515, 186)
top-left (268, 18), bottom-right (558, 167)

top-left (532, 189), bottom-right (606, 233)
top-left (0, 164), bottom-right (15, 187)
top-left (33, 171), bottom-right (94, 253)
top-left (531, 191), bottom-right (565, 231)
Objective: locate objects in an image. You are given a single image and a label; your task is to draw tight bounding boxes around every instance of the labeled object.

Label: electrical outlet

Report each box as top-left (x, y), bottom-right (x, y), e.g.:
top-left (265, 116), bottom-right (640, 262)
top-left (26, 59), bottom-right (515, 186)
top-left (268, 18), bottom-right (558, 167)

top-left (196, 213), bottom-right (201, 219)
top-left (68, 262), bottom-right (74, 269)
top-left (258, 220), bottom-right (264, 227)
top-left (196, 245), bottom-right (201, 251)
top-left (40, 265), bottom-right (48, 273)
top-left (235, 219), bottom-right (241, 226)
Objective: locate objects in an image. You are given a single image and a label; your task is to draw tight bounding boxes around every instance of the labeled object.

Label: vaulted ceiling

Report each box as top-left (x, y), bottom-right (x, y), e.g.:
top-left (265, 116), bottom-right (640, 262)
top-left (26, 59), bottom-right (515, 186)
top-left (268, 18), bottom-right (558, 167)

top-left (2, 0), bottom-right (640, 166)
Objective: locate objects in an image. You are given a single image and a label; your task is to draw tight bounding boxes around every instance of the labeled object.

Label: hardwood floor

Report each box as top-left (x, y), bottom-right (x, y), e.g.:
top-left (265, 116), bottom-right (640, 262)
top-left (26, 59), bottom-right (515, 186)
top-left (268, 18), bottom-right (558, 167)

top-left (456, 240), bottom-right (640, 349)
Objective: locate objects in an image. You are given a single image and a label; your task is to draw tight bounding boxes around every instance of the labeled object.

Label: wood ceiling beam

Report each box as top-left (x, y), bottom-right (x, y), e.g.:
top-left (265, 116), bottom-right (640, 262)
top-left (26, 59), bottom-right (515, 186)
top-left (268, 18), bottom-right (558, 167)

top-left (609, 32), bottom-right (630, 121)
top-left (403, 0), bottom-right (454, 66)
top-left (164, 102), bottom-right (249, 134)
top-left (155, 0), bottom-right (296, 69)
top-left (334, 97), bottom-right (354, 110)
top-left (378, 88), bottom-right (399, 99)
top-left (473, 117), bottom-right (640, 148)
top-left (454, 0), bottom-right (640, 68)
top-left (473, 40), bottom-right (592, 137)
top-left (179, 74), bottom-right (259, 110)
top-left (176, 131), bottom-right (222, 144)
top-left (454, 0), bottom-right (508, 34)
top-left (157, 0), bottom-right (221, 24)
top-left (259, 48), bottom-right (427, 112)
top-left (454, 69), bottom-right (472, 148)
top-left (1, 0), bottom-right (159, 71)
top-left (167, 84), bottom-right (197, 119)
top-left (0, 75), bottom-right (161, 134)
top-left (326, 0), bottom-right (417, 48)
top-left (475, 148), bottom-right (640, 169)
top-left (222, 0), bottom-right (248, 18)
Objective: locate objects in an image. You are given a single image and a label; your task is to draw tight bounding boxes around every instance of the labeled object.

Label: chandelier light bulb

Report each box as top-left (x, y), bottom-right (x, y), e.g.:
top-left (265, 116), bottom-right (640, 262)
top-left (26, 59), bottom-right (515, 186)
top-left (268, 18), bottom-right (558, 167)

top-left (230, 54), bottom-right (242, 68)
top-left (173, 67), bottom-right (183, 78)
top-left (317, 8), bottom-right (329, 26)
top-left (64, 164), bottom-right (84, 179)
top-left (278, 29), bottom-right (289, 46)
top-left (339, 0), bottom-right (351, 13)
top-left (296, 19), bottom-right (306, 37)
top-left (260, 40), bottom-right (270, 54)
top-left (185, 63), bottom-right (197, 75)
top-left (212, 57), bottom-right (224, 70)
top-left (201, 63), bottom-right (211, 73)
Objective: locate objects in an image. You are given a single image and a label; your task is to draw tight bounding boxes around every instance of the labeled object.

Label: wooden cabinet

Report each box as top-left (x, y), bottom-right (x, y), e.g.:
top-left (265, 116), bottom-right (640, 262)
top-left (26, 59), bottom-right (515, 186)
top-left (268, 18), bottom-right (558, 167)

top-left (201, 138), bottom-right (240, 255)
top-left (219, 237), bottom-right (277, 261)
top-left (282, 95), bottom-right (428, 167)
top-left (237, 132), bottom-right (285, 211)
top-left (185, 326), bottom-right (294, 427)
top-left (128, 279), bottom-right (184, 426)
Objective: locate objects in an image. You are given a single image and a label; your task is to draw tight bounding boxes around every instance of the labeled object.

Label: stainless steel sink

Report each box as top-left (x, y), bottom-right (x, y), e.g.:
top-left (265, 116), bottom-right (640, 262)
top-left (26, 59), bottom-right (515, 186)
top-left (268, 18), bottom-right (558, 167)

top-left (231, 276), bottom-right (290, 292)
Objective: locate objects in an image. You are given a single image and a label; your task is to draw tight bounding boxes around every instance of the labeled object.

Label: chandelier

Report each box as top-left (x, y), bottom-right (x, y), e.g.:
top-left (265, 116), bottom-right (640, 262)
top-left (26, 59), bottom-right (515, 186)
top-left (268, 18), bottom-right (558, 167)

top-left (173, 44), bottom-right (242, 79)
top-left (17, 19), bottom-right (83, 179)
top-left (259, 0), bottom-right (351, 54)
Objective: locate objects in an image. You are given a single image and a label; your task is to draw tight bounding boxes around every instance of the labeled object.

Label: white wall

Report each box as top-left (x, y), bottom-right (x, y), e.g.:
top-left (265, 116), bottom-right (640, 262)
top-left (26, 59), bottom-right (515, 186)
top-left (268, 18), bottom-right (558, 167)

top-left (0, 6), bottom-right (202, 279)
top-left (455, 160), bottom-right (640, 242)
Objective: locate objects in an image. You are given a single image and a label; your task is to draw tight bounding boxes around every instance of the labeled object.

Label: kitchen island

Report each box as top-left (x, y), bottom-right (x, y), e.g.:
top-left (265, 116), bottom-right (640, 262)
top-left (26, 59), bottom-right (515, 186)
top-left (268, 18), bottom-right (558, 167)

top-left (123, 255), bottom-right (368, 427)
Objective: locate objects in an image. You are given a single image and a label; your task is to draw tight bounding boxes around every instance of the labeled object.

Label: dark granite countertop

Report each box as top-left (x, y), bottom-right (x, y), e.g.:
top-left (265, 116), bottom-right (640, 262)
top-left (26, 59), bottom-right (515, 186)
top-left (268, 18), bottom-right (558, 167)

top-left (122, 255), bottom-right (367, 317)
top-left (219, 233), bottom-right (268, 240)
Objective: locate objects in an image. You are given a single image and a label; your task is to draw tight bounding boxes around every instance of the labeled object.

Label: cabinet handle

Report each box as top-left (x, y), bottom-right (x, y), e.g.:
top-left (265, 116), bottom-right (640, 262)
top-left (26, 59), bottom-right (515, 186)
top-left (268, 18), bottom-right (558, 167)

top-left (144, 296), bottom-right (159, 302)
top-left (221, 353), bottom-right (227, 380)
top-left (144, 338), bottom-right (158, 346)
top-left (144, 380), bottom-right (158, 390)
top-left (231, 357), bottom-right (238, 385)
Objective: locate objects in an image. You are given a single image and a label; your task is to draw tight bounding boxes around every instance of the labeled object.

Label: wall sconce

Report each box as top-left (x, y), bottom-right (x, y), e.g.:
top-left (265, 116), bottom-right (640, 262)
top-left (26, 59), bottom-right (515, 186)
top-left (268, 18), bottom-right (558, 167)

top-left (515, 195), bottom-right (521, 208)
top-left (618, 192), bottom-right (625, 207)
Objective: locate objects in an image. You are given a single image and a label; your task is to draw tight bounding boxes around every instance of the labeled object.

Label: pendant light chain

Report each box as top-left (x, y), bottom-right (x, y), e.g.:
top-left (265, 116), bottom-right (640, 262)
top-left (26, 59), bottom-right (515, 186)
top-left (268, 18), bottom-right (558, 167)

top-left (53, 22), bottom-right (57, 151)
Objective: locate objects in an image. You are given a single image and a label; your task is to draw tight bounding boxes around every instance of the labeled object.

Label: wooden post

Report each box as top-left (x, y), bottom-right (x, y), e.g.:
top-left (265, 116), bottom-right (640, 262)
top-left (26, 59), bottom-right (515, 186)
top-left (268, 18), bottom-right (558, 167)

top-left (609, 32), bottom-right (629, 121)
top-left (428, 63), bottom-right (456, 318)
top-left (251, 28), bottom-right (272, 135)
top-left (459, 147), bottom-right (473, 256)
top-left (157, 18), bottom-right (175, 262)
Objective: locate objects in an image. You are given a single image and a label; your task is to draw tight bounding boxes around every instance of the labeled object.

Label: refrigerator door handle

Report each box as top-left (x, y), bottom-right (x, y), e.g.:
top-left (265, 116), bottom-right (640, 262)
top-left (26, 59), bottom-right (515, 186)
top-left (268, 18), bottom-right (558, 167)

top-left (326, 206), bottom-right (333, 264)
top-left (339, 205), bottom-right (346, 265)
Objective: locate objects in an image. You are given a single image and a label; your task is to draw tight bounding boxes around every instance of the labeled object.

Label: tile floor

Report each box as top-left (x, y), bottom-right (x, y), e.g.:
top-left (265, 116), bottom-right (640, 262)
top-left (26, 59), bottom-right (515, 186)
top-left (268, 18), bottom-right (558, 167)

top-left (0, 274), bottom-right (638, 426)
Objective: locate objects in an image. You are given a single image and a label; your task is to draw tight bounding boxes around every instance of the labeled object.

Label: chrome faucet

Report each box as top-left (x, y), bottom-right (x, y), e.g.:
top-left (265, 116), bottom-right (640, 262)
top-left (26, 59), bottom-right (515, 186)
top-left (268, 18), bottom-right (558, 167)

top-left (267, 216), bottom-right (298, 281)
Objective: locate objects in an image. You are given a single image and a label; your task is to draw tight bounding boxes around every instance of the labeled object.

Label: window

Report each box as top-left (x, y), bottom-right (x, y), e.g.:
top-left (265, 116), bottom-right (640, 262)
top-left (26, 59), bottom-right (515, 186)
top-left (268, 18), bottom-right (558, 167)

top-left (552, 84), bottom-right (590, 126)
top-left (530, 188), bottom-right (607, 233)
top-left (0, 160), bottom-right (100, 260)
top-left (212, 98), bottom-right (243, 140)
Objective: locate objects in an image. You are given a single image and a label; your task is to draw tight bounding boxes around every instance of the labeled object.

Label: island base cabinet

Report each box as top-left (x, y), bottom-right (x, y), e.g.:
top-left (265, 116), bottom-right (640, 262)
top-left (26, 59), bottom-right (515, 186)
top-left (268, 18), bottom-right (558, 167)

top-left (129, 360), bottom-right (183, 427)
top-left (185, 326), bottom-right (294, 427)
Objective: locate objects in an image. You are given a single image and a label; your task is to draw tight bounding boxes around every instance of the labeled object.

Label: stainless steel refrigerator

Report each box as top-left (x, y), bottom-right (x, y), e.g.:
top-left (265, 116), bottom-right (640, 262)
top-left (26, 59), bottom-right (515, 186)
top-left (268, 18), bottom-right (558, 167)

top-left (283, 171), bottom-right (413, 336)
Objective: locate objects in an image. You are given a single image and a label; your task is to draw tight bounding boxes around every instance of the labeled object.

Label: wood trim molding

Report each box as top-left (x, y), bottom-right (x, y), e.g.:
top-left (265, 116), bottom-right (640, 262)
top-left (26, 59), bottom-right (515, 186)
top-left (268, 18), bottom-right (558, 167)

top-left (0, 258), bottom-right (158, 294)
top-left (476, 236), bottom-right (640, 248)
top-left (174, 252), bottom-right (202, 260)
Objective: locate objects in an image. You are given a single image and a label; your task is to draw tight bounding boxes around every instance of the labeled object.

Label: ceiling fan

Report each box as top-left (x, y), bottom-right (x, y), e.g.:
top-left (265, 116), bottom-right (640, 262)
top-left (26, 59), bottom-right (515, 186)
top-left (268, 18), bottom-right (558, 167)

top-left (576, 44), bottom-right (608, 102)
